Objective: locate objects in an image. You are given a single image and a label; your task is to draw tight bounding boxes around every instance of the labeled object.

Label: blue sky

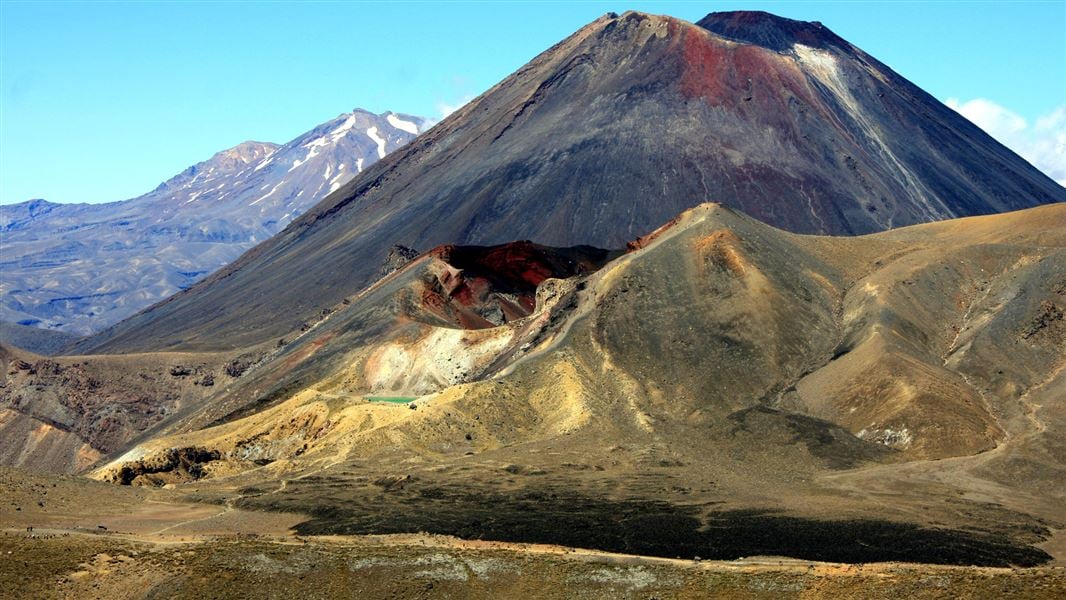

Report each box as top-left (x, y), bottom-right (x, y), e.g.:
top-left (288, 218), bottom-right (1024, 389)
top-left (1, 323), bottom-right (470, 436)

top-left (1, 1), bottom-right (1063, 204)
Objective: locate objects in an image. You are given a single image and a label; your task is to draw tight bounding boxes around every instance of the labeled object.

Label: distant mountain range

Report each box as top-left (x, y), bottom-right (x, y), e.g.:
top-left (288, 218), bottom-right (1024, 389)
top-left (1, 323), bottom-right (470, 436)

top-left (0, 109), bottom-right (426, 336)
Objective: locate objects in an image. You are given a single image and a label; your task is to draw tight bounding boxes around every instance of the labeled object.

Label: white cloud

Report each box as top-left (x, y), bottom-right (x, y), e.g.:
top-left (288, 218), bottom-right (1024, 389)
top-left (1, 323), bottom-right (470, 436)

top-left (422, 94), bottom-right (476, 130)
top-left (945, 98), bottom-right (1066, 187)
top-left (437, 95), bottom-right (474, 119)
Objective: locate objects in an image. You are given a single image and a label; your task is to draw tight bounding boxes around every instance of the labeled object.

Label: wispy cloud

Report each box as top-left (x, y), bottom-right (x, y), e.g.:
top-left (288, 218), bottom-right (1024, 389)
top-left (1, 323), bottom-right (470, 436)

top-left (436, 94), bottom-right (475, 120)
top-left (420, 74), bottom-right (481, 130)
top-left (945, 98), bottom-right (1066, 187)
top-left (422, 94), bottom-right (476, 130)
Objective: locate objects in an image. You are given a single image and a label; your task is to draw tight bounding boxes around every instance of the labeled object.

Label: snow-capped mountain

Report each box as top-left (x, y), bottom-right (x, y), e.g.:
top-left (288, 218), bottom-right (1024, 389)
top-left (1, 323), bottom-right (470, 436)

top-left (0, 109), bottom-right (426, 336)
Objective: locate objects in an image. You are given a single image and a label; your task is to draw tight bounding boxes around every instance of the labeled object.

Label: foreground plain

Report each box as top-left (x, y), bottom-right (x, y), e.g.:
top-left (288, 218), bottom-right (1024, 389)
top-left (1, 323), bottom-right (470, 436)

top-left (3, 467), bottom-right (1064, 599)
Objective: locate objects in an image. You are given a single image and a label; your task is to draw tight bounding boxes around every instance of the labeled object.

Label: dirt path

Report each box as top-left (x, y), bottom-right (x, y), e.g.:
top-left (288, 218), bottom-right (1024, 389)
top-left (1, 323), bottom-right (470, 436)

top-left (150, 506), bottom-right (231, 536)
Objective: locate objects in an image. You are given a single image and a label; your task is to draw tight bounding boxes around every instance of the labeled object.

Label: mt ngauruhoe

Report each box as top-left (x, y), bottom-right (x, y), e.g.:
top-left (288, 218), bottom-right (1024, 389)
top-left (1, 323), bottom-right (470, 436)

top-left (0, 109), bottom-right (425, 337)
top-left (79, 10), bottom-right (1064, 354)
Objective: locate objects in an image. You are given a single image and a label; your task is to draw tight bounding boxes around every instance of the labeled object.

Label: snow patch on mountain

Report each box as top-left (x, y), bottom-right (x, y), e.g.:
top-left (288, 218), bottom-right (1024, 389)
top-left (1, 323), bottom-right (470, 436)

top-left (366, 127), bottom-right (387, 159)
top-left (386, 113), bottom-right (420, 135)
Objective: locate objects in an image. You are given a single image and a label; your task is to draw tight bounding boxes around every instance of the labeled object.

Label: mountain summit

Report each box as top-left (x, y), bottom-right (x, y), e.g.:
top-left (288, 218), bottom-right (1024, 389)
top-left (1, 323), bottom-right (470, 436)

top-left (77, 10), bottom-right (1064, 353)
top-left (697, 10), bottom-right (851, 51)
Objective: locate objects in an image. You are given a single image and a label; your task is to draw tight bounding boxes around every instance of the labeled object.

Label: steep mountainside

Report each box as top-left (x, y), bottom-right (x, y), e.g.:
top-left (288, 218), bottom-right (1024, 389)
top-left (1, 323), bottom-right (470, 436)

top-left (77, 10), bottom-right (1064, 353)
top-left (0, 109), bottom-right (424, 335)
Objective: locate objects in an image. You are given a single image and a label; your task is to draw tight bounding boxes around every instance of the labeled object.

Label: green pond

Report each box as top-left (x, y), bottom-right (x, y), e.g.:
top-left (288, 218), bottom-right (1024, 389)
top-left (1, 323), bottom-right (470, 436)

top-left (365, 396), bottom-right (416, 404)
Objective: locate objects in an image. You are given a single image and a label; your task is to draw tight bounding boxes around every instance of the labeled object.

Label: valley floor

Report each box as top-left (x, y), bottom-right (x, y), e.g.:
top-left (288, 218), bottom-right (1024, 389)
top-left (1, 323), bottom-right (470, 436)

top-left (4, 527), bottom-right (1066, 599)
top-left (2, 467), bottom-right (1064, 599)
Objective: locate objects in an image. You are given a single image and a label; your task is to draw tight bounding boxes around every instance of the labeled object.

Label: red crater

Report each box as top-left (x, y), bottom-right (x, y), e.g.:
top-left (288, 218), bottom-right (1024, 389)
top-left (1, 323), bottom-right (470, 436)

top-left (415, 241), bottom-right (620, 329)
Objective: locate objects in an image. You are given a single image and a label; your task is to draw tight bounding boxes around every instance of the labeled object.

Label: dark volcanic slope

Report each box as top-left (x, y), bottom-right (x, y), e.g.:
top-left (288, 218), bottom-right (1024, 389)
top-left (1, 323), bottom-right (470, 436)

top-left (78, 10), bottom-right (1064, 353)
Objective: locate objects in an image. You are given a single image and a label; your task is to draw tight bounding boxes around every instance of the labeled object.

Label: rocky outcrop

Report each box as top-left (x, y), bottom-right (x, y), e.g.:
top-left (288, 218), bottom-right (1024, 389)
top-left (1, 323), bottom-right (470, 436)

top-left (105, 447), bottom-right (222, 486)
top-left (379, 245), bottom-right (420, 277)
